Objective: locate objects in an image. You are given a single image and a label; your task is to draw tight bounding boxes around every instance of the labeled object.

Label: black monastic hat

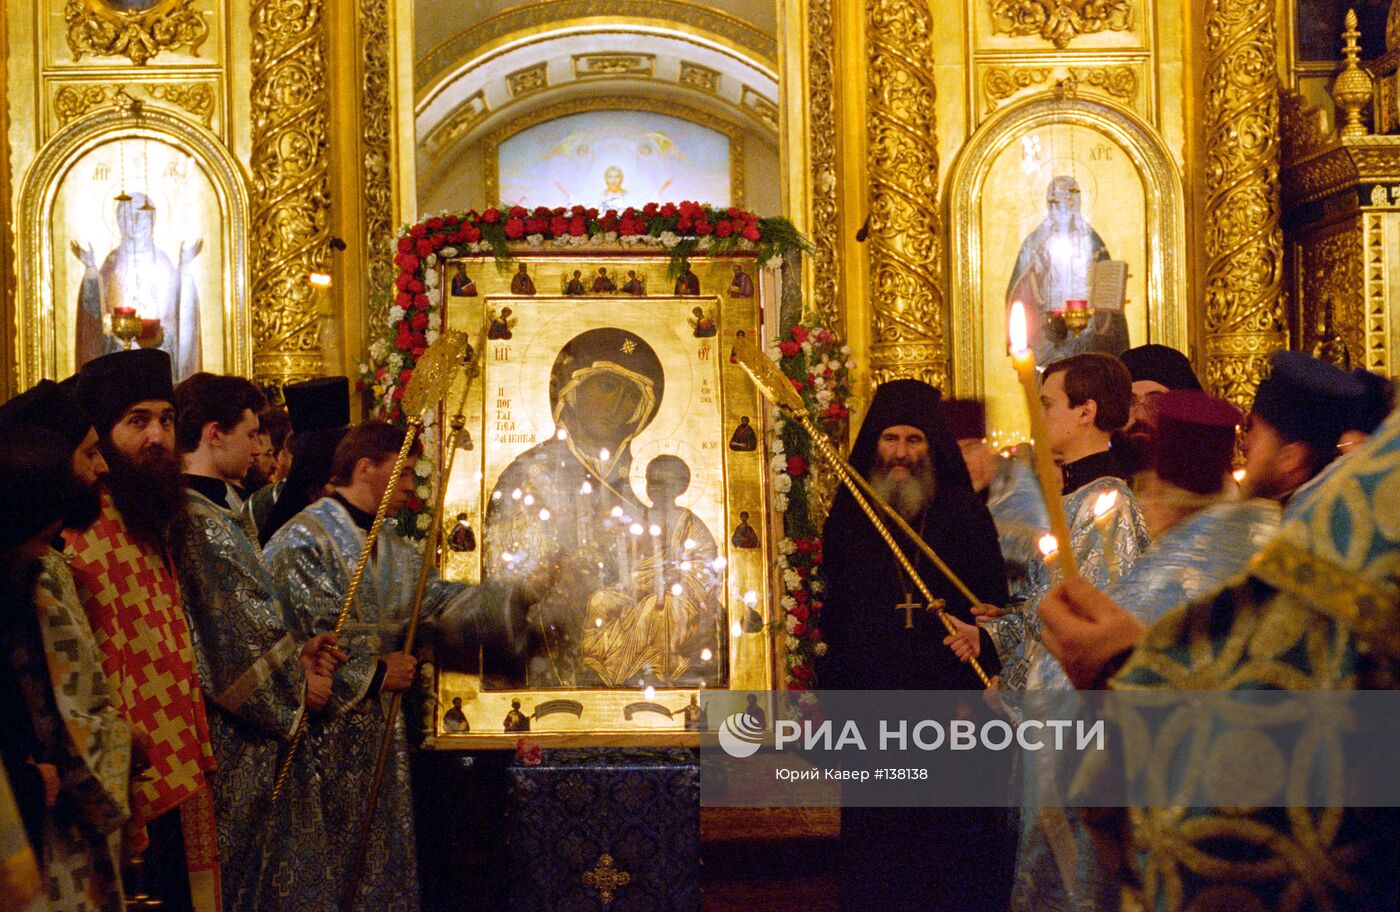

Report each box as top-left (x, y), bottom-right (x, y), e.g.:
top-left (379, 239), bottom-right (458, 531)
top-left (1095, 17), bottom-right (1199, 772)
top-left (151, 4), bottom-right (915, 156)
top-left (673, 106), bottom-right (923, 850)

top-left (1118, 344), bottom-right (1203, 392)
top-left (1345, 368), bottom-right (1395, 436)
top-left (74, 349), bottom-right (175, 434)
top-left (0, 379), bottom-right (94, 449)
top-left (283, 376), bottom-right (351, 434)
top-left (848, 379), bottom-right (971, 490)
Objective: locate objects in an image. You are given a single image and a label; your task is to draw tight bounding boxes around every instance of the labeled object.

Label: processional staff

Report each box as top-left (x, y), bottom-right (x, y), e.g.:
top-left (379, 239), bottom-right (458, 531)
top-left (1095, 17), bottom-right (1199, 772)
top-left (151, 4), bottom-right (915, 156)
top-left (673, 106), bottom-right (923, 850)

top-left (340, 329), bottom-right (483, 910)
top-left (268, 331), bottom-right (472, 808)
top-left (729, 333), bottom-right (992, 687)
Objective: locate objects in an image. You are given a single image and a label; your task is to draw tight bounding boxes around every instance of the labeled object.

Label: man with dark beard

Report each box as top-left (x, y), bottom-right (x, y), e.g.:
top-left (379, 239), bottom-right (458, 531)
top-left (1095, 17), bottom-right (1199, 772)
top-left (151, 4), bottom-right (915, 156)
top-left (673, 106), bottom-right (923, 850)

top-left (0, 384), bottom-right (134, 910)
top-left (64, 349), bottom-right (219, 912)
top-left (1117, 343), bottom-right (1202, 471)
top-left (815, 379), bottom-right (1012, 912)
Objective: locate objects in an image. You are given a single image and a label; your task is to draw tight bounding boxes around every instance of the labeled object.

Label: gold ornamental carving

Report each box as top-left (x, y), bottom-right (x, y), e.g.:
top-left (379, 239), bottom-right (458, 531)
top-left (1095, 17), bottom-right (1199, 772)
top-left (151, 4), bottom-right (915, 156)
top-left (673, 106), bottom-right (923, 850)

top-left (249, 0), bottom-right (332, 392)
top-left (1069, 67), bottom-right (1137, 104)
top-left (1200, 0), bottom-right (1285, 412)
top-left (1332, 9), bottom-right (1373, 141)
top-left (423, 91), bottom-right (488, 162)
top-left (679, 61), bottom-right (720, 94)
top-left (739, 85), bottom-right (779, 131)
top-left (806, 0), bottom-right (840, 330)
top-left (507, 63), bottom-right (548, 98)
top-left (987, 0), bottom-right (1133, 49)
top-left (1299, 226), bottom-right (1364, 370)
top-left (360, 0), bottom-right (396, 329)
top-left (983, 67), bottom-right (1051, 110)
top-left (54, 82), bottom-right (215, 130)
top-left (572, 54), bottom-right (655, 79)
top-left (63, 0), bottom-right (210, 66)
top-left (867, 0), bottom-right (946, 389)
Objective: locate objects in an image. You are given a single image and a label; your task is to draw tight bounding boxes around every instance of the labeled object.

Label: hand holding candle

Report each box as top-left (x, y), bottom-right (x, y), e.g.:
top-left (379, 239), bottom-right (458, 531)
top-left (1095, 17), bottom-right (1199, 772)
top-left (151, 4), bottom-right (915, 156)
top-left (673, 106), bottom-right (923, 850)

top-left (1092, 490), bottom-right (1119, 584)
top-left (1010, 301), bottom-right (1078, 580)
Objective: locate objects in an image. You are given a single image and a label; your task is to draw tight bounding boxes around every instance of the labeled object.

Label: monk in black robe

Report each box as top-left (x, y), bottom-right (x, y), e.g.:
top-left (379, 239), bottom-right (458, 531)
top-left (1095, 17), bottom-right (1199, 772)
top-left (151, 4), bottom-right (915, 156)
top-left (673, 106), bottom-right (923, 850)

top-left (817, 378), bottom-right (1014, 912)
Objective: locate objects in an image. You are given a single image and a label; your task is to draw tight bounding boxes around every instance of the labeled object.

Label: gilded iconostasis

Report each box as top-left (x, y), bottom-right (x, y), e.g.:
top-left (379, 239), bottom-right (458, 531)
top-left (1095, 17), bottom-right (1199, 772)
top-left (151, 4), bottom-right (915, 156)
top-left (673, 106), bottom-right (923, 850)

top-left (4, 0), bottom-right (1400, 421)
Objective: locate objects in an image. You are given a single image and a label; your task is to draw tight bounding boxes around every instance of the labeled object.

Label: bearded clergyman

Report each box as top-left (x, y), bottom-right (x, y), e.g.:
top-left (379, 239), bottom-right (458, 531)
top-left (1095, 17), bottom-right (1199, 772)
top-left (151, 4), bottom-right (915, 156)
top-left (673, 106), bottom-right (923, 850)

top-left (815, 378), bottom-right (1014, 912)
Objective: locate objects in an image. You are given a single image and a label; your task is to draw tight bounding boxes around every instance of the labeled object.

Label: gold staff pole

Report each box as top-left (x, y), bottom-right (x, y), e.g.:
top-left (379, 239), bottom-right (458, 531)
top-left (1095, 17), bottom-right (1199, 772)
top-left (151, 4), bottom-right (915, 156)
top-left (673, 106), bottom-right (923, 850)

top-left (268, 333), bottom-right (469, 807)
top-left (730, 334), bottom-right (991, 687)
top-left (341, 332), bottom-right (480, 910)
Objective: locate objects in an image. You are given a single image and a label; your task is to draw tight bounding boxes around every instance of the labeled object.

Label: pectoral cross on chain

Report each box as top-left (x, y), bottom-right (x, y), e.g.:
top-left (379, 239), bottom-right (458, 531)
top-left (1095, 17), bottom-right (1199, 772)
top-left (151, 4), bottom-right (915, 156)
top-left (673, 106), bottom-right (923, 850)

top-left (896, 598), bottom-right (945, 629)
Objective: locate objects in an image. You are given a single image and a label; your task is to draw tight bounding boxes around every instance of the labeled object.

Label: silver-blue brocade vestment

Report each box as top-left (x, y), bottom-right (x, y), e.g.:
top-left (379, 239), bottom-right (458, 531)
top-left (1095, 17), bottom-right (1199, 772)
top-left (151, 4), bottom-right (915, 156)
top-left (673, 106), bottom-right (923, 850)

top-left (176, 488), bottom-right (316, 912)
top-left (983, 451), bottom-right (1051, 691)
top-left (1012, 476), bottom-right (1150, 912)
top-left (1107, 498), bottom-right (1280, 627)
top-left (263, 497), bottom-right (514, 912)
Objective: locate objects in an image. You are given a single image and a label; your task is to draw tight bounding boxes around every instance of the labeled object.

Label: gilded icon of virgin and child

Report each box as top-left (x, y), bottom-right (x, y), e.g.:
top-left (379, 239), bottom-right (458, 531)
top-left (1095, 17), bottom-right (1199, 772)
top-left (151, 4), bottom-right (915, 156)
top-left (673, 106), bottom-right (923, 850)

top-left (1006, 175), bottom-right (1129, 363)
top-left (483, 327), bottom-right (726, 689)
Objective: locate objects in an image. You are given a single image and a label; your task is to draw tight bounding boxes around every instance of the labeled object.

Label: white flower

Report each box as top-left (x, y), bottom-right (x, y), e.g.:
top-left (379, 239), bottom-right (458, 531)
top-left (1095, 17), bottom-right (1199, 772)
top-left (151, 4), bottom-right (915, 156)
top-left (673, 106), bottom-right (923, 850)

top-left (473, 241), bottom-right (492, 253)
top-left (774, 494), bottom-right (788, 512)
top-left (800, 340), bottom-right (812, 353)
top-left (416, 513), bottom-right (430, 531)
top-left (846, 360), bottom-right (856, 371)
top-left (416, 484), bottom-right (430, 499)
top-left (414, 459), bottom-right (431, 477)
top-left (783, 613), bottom-right (797, 631)
top-left (814, 642), bottom-right (828, 657)
top-left (778, 538), bottom-right (796, 555)
top-left (526, 234), bottom-right (545, 246)
top-left (441, 247), bottom-right (458, 258)
top-left (426, 253), bottom-right (438, 267)
top-left (841, 344), bottom-right (851, 354)
top-left (389, 305), bottom-right (406, 324)
top-left (697, 236), bottom-right (713, 250)
top-left (369, 339), bottom-right (386, 360)
top-left (426, 328), bottom-right (440, 345)
top-left (783, 569), bottom-right (801, 590)
top-left (780, 595), bottom-right (797, 611)
top-left (763, 255), bottom-right (783, 271)
top-left (809, 579), bottom-right (824, 595)
top-left (424, 269), bottom-right (439, 289)
top-left (786, 636), bottom-right (801, 652)
top-left (770, 454), bottom-right (788, 474)
top-left (568, 234), bottom-right (588, 246)
top-left (767, 344), bottom-right (783, 360)
top-left (657, 231), bottom-right (681, 248)
top-left (816, 389), bottom-right (832, 405)
top-left (603, 232), bottom-right (618, 243)
top-left (772, 473), bottom-right (791, 494)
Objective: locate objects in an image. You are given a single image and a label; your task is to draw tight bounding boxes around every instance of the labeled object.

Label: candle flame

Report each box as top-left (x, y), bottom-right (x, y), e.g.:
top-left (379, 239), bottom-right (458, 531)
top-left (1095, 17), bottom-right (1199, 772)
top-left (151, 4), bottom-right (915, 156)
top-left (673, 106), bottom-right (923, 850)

top-left (308, 272), bottom-right (332, 288)
top-left (1038, 534), bottom-right (1059, 557)
top-left (1009, 301), bottom-right (1029, 355)
top-left (1093, 490), bottom-right (1118, 519)
top-left (1233, 468), bottom-right (1246, 483)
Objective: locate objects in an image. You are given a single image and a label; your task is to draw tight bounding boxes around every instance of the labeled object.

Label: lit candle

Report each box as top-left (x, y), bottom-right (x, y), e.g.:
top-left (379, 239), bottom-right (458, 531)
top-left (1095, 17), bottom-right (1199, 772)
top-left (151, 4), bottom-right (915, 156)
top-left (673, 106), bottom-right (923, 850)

top-left (1038, 534), bottom-right (1061, 578)
top-left (1065, 298), bottom-right (1088, 311)
top-left (1092, 490), bottom-right (1119, 585)
top-left (1010, 301), bottom-right (1078, 580)
top-left (1232, 468), bottom-right (1246, 484)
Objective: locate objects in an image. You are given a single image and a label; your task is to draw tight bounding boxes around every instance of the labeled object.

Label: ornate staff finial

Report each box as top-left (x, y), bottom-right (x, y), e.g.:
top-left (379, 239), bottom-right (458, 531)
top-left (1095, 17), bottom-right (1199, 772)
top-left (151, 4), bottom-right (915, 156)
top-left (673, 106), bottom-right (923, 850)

top-left (1333, 8), bottom-right (1374, 140)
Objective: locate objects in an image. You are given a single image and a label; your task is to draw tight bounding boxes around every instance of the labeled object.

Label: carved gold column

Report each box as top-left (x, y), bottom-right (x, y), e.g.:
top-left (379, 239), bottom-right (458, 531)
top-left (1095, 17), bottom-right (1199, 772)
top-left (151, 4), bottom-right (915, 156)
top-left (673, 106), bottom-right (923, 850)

top-left (865, 0), bottom-right (945, 390)
top-left (1, 7), bottom-right (13, 400)
top-left (800, 0), bottom-right (840, 331)
top-left (249, 0), bottom-right (333, 393)
top-left (1199, 0), bottom-right (1285, 411)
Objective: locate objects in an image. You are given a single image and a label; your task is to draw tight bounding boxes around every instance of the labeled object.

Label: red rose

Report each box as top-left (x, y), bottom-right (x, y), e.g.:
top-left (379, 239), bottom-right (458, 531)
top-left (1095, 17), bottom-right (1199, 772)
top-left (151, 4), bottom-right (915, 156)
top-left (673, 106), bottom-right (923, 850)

top-left (407, 279), bottom-right (422, 293)
top-left (660, 203), bottom-right (677, 217)
top-left (391, 385), bottom-right (406, 401)
top-left (395, 291), bottom-right (412, 307)
top-left (791, 663), bottom-right (814, 682)
top-left (676, 218), bottom-right (693, 233)
top-left (792, 622), bottom-right (807, 637)
top-left (568, 217), bottom-right (587, 237)
top-left (395, 273), bottom-right (411, 290)
top-left (408, 495), bottom-right (424, 511)
top-left (410, 311), bottom-right (428, 330)
top-left (397, 237), bottom-right (413, 254)
top-left (791, 378), bottom-right (805, 392)
top-left (778, 340), bottom-right (800, 358)
top-left (694, 219), bottom-right (713, 236)
top-left (743, 225), bottom-right (761, 242)
top-left (643, 203), bottom-right (660, 217)
top-left (585, 208), bottom-right (599, 220)
top-left (463, 225), bottom-right (482, 243)
top-left (409, 224), bottom-right (427, 239)
top-left (678, 200), bottom-right (700, 217)
top-left (787, 455), bottom-right (808, 477)
top-left (395, 253), bottom-right (419, 271)
top-left (791, 325), bottom-right (809, 343)
top-left (398, 368), bottom-right (413, 385)
top-left (416, 239), bottom-right (434, 257)
top-left (409, 330), bottom-right (427, 350)
top-left (508, 206), bottom-right (527, 219)
top-left (413, 293), bottom-right (430, 308)
top-left (715, 220), bottom-right (734, 238)
top-left (524, 217), bottom-right (548, 235)
top-left (789, 602), bottom-right (809, 622)
top-left (809, 628), bottom-right (821, 643)
top-left (426, 217), bottom-right (443, 230)
top-left (445, 214), bottom-right (460, 227)
top-left (570, 205), bottom-right (586, 216)
top-left (483, 208), bottom-right (501, 224)
top-left (504, 218), bottom-right (525, 239)
top-left (549, 216), bottom-right (569, 236)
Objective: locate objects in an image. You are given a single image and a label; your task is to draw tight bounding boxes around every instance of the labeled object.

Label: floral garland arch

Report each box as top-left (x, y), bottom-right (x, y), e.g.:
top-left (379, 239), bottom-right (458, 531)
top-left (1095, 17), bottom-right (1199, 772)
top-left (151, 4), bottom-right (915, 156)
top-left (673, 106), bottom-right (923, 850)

top-left (359, 203), bottom-right (847, 687)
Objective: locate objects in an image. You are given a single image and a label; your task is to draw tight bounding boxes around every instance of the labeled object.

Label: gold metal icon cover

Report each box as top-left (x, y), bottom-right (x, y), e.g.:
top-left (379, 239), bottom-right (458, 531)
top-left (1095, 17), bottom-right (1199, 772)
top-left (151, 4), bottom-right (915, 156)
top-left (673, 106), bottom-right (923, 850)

top-left (430, 252), bottom-right (774, 747)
